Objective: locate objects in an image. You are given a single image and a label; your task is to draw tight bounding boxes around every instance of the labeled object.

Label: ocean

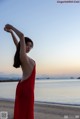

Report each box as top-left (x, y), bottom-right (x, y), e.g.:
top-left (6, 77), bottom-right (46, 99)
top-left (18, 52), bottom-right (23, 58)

top-left (0, 79), bottom-right (80, 105)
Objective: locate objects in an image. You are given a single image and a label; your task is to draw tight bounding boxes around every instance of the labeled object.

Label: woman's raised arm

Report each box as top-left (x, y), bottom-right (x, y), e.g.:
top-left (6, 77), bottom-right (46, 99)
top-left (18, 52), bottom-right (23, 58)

top-left (4, 24), bottom-right (27, 63)
top-left (4, 27), bottom-right (18, 48)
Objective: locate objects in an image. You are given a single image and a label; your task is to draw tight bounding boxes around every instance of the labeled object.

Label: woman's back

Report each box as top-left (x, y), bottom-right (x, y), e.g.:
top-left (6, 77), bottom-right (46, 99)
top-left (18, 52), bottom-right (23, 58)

top-left (21, 56), bottom-right (35, 81)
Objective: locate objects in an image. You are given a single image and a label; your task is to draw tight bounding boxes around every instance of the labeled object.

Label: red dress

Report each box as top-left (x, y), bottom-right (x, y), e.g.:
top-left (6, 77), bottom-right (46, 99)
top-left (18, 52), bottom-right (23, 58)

top-left (14, 65), bottom-right (36, 119)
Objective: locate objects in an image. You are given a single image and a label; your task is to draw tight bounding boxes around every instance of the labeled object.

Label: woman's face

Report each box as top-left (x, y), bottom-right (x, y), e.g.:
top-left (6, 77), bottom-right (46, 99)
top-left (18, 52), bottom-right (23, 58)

top-left (26, 42), bottom-right (33, 53)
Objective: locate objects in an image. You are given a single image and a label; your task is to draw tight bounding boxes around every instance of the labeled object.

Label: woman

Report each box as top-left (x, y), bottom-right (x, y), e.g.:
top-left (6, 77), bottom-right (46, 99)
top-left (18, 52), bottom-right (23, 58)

top-left (4, 24), bottom-right (36, 119)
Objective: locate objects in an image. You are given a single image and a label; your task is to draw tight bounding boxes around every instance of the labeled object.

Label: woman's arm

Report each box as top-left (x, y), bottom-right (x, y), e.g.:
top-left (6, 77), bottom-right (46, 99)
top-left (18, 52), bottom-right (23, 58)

top-left (4, 24), bottom-right (24, 39)
top-left (4, 27), bottom-right (18, 48)
top-left (10, 31), bottom-right (18, 48)
top-left (4, 24), bottom-right (27, 63)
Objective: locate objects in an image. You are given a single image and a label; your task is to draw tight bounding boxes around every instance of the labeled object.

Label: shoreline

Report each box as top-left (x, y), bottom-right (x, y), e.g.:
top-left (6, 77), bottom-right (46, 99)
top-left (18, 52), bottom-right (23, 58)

top-left (0, 79), bottom-right (19, 82)
top-left (0, 78), bottom-right (80, 82)
top-left (0, 98), bottom-right (80, 119)
top-left (35, 101), bottom-right (80, 108)
top-left (0, 98), bottom-right (80, 108)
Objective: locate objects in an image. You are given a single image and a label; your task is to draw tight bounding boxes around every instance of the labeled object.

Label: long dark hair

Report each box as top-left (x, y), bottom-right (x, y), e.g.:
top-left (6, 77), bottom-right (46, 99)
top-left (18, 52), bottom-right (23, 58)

top-left (13, 37), bottom-right (33, 68)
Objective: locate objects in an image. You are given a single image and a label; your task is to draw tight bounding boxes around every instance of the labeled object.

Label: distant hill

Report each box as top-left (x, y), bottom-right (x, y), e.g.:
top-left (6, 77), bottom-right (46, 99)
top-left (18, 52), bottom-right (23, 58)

top-left (0, 72), bottom-right (21, 82)
top-left (77, 77), bottom-right (80, 79)
top-left (0, 77), bottom-right (20, 82)
top-left (0, 72), bottom-right (78, 82)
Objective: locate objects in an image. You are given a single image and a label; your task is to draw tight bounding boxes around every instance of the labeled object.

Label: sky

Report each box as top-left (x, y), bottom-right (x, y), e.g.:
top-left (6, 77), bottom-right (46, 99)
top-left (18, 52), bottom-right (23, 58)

top-left (0, 0), bottom-right (80, 77)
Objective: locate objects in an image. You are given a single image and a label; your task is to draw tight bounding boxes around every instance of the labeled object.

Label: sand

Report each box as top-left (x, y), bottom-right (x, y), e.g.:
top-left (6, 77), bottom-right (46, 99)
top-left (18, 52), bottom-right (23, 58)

top-left (0, 99), bottom-right (80, 119)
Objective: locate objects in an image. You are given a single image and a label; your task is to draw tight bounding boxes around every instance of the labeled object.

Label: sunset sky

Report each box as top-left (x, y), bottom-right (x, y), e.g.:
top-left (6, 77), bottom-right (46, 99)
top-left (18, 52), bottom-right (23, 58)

top-left (0, 0), bottom-right (80, 77)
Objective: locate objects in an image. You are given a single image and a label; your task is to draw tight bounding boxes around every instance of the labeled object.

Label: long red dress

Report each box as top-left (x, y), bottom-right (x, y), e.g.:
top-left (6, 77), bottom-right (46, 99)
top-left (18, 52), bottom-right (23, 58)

top-left (14, 65), bottom-right (36, 119)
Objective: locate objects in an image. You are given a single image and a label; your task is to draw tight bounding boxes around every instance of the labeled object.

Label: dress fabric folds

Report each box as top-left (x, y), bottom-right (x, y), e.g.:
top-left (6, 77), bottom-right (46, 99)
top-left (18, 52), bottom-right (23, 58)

top-left (14, 65), bottom-right (36, 119)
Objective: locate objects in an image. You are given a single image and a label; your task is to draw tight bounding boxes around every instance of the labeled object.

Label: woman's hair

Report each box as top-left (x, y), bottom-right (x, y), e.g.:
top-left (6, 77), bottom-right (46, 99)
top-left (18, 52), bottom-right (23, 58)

top-left (13, 37), bottom-right (33, 68)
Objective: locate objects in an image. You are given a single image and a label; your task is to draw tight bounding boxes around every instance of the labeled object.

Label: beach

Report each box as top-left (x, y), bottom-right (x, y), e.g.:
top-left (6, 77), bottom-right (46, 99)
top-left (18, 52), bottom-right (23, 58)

top-left (0, 99), bottom-right (80, 119)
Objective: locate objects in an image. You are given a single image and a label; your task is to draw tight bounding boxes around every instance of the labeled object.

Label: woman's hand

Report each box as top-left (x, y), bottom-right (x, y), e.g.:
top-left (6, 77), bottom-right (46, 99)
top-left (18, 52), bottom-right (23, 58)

top-left (5, 24), bottom-right (13, 30)
top-left (4, 27), bottom-right (12, 33)
top-left (4, 24), bottom-right (13, 33)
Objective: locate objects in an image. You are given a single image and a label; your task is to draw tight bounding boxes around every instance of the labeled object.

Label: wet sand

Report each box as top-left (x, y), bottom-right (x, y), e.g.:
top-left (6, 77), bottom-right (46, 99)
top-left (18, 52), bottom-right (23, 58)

top-left (0, 99), bottom-right (80, 119)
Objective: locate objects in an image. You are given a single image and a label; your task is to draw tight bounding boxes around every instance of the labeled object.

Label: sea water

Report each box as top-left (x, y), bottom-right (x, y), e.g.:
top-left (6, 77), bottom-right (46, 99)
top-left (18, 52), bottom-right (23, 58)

top-left (0, 79), bottom-right (80, 105)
